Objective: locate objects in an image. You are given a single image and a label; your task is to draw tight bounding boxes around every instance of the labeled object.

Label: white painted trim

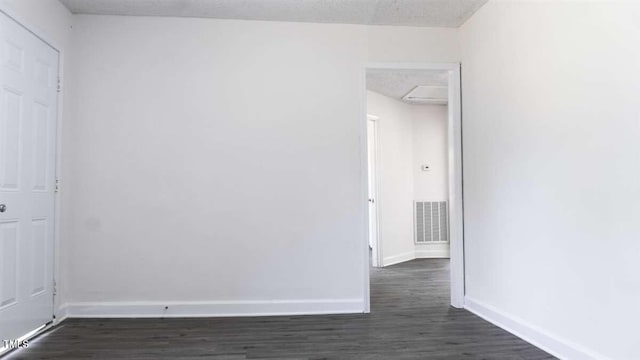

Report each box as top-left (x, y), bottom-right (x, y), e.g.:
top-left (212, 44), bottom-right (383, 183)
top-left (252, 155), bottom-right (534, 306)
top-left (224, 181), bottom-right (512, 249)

top-left (63, 299), bottom-right (365, 318)
top-left (382, 251), bottom-right (416, 267)
top-left (0, 6), bottom-right (66, 329)
top-left (415, 248), bottom-right (450, 258)
top-left (446, 65), bottom-right (465, 308)
top-left (54, 304), bottom-right (69, 325)
top-left (359, 68), bottom-right (371, 313)
top-left (366, 114), bottom-right (383, 268)
top-left (367, 62), bottom-right (459, 71)
top-left (363, 62), bottom-right (465, 308)
top-left (382, 249), bottom-right (450, 265)
top-left (464, 297), bottom-right (610, 360)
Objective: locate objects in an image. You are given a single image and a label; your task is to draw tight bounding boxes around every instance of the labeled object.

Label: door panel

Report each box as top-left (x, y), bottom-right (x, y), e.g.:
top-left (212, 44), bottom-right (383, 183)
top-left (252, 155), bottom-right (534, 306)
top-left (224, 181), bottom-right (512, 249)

top-left (30, 219), bottom-right (47, 296)
top-left (0, 88), bottom-right (21, 191)
top-left (0, 221), bottom-right (18, 308)
top-left (0, 11), bottom-right (58, 346)
top-left (31, 102), bottom-right (51, 192)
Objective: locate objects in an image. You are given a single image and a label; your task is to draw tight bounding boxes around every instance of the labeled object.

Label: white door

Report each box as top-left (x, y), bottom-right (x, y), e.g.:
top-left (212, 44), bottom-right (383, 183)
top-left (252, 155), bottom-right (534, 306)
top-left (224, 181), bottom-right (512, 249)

top-left (366, 117), bottom-right (380, 267)
top-left (0, 11), bottom-right (58, 346)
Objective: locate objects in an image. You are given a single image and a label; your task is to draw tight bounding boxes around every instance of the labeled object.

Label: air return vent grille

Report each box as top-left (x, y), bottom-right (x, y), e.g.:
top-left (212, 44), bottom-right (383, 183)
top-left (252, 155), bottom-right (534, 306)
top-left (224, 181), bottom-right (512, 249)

top-left (415, 201), bottom-right (448, 243)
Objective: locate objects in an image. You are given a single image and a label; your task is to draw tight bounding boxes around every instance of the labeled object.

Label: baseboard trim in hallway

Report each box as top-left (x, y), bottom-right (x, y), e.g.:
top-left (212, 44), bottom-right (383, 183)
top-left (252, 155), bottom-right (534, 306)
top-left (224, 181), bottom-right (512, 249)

top-left (414, 248), bottom-right (449, 258)
top-left (62, 299), bottom-right (365, 318)
top-left (464, 297), bottom-right (608, 360)
top-left (382, 251), bottom-right (416, 266)
top-left (383, 250), bottom-right (449, 266)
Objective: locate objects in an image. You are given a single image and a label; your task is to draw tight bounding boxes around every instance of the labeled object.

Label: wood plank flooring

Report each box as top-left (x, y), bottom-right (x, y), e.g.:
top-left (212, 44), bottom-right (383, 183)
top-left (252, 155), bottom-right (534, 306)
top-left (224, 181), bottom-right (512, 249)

top-left (5, 259), bottom-right (555, 359)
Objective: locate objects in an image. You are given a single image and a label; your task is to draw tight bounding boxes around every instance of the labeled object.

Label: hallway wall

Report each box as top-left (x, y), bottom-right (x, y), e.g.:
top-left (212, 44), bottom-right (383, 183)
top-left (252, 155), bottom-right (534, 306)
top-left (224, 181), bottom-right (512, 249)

top-left (367, 91), bottom-right (449, 265)
top-left (412, 105), bottom-right (449, 259)
top-left (412, 105), bottom-right (448, 201)
top-left (367, 91), bottom-right (415, 265)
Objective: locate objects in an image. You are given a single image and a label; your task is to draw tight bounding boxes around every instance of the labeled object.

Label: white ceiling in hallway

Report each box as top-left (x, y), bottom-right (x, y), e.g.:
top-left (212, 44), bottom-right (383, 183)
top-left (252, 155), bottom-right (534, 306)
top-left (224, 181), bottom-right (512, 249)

top-left (367, 69), bottom-right (448, 105)
top-left (58, 0), bottom-right (488, 28)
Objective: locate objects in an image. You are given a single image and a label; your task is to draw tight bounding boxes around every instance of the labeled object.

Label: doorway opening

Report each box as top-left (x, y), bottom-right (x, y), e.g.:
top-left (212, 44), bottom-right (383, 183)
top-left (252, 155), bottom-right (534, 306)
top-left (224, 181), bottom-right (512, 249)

top-left (363, 63), bottom-right (463, 310)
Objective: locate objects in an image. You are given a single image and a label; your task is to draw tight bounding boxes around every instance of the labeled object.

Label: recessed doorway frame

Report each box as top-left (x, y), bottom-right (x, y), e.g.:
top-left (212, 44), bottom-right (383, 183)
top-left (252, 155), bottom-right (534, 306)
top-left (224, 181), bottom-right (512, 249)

top-left (361, 62), bottom-right (464, 310)
top-left (366, 114), bottom-right (382, 268)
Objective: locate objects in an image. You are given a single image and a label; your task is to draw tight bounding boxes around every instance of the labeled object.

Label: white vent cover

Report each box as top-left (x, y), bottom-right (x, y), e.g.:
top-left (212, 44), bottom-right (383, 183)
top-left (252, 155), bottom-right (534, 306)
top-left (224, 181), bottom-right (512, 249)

top-left (415, 201), bottom-right (449, 243)
top-left (402, 86), bottom-right (448, 105)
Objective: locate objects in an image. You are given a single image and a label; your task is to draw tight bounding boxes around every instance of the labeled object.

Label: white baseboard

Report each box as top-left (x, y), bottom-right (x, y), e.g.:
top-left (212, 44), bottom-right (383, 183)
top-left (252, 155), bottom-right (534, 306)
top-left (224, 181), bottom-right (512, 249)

top-left (383, 248), bottom-right (451, 266)
top-left (382, 251), bottom-right (415, 266)
top-left (464, 297), bottom-right (609, 360)
top-left (415, 248), bottom-right (450, 258)
top-left (54, 304), bottom-right (69, 324)
top-left (62, 299), bottom-right (364, 318)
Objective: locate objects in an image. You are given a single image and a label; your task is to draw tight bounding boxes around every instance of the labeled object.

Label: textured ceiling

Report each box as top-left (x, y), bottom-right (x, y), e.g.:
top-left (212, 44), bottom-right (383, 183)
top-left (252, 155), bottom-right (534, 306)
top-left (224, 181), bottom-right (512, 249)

top-left (367, 69), bottom-right (448, 104)
top-left (58, 0), bottom-right (488, 27)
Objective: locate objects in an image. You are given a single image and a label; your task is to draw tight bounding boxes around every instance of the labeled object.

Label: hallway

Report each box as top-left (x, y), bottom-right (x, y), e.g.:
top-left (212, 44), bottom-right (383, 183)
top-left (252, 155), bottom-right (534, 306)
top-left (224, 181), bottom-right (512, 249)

top-left (7, 260), bottom-right (554, 359)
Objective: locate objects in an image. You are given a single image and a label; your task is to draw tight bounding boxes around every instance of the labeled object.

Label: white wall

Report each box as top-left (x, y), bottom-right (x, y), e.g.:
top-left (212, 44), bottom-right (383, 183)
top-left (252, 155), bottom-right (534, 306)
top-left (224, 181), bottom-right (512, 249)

top-left (0, 0), bottom-right (74, 318)
top-left (367, 91), bottom-right (449, 265)
top-left (61, 15), bottom-right (460, 316)
top-left (412, 105), bottom-right (449, 259)
top-left (367, 91), bottom-right (415, 265)
top-left (412, 105), bottom-right (448, 201)
top-left (367, 26), bottom-right (459, 63)
top-left (460, 1), bottom-right (640, 359)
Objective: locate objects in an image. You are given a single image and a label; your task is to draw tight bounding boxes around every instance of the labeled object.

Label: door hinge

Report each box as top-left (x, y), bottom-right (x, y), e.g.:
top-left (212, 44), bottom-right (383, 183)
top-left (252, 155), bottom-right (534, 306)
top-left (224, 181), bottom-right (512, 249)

top-left (57, 77), bottom-right (61, 93)
top-left (53, 280), bottom-right (57, 297)
top-left (55, 179), bottom-right (60, 193)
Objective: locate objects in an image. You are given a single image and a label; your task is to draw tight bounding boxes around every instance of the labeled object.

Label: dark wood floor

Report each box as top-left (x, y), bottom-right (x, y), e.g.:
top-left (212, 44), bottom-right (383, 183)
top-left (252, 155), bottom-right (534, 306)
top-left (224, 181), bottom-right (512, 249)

top-left (6, 259), bottom-right (554, 359)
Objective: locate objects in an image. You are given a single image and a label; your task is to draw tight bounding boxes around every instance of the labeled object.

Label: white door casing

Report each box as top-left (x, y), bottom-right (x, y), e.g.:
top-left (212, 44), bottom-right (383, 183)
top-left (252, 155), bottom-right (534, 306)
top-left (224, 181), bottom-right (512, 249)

top-left (0, 11), bottom-right (58, 345)
top-left (366, 115), bottom-right (381, 267)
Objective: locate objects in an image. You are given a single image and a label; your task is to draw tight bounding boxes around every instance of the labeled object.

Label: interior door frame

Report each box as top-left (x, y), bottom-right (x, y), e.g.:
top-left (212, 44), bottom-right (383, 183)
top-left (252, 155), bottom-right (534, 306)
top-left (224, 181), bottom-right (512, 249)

top-left (366, 114), bottom-right (382, 268)
top-left (361, 62), bottom-right (465, 309)
top-left (0, 4), bottom-right (64, 329)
